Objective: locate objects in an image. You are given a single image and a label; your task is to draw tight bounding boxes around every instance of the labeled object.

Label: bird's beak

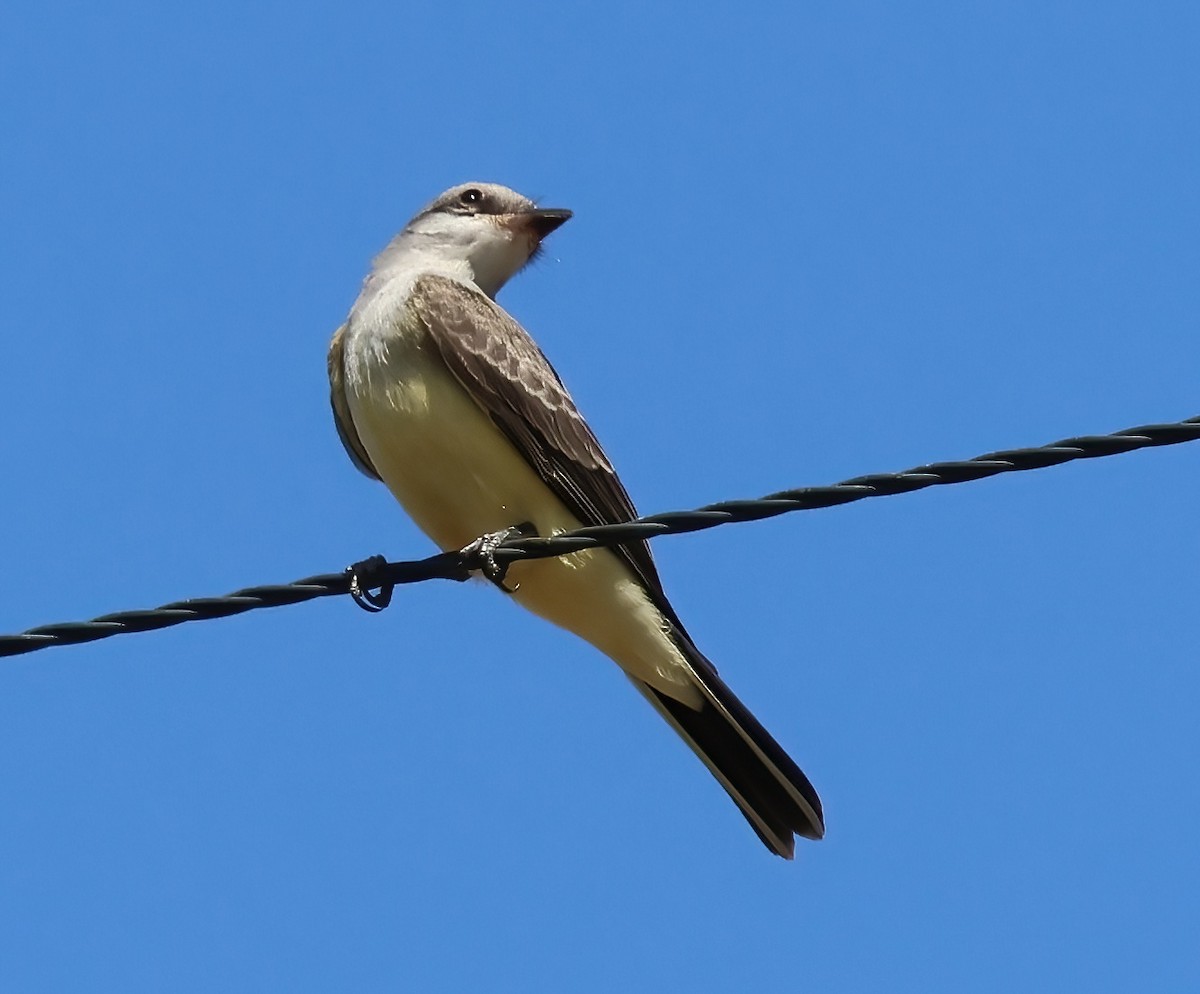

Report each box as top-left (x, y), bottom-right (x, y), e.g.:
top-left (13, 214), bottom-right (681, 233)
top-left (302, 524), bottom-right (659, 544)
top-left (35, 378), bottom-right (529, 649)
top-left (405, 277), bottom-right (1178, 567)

top-left (521, 208), bottom-right (573, 239)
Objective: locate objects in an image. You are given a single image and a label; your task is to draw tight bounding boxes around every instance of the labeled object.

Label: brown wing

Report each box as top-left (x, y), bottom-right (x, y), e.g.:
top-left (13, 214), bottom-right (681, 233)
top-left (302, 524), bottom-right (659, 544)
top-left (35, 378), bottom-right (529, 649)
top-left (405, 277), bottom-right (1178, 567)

top-left (327, 322), bottom-right (381, 480)
top-left (387, 278), bottom-right (827, 851)
top-left (409, 273), bottom-right (680, 624)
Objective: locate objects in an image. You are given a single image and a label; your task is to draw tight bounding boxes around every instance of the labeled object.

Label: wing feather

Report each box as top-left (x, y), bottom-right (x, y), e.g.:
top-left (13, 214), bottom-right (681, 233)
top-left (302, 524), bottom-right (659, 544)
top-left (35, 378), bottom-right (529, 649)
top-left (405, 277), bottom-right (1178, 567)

top-left (409, 273), bottom-right (682, 626)
top-left (327, 323), bottom-right (381, 480)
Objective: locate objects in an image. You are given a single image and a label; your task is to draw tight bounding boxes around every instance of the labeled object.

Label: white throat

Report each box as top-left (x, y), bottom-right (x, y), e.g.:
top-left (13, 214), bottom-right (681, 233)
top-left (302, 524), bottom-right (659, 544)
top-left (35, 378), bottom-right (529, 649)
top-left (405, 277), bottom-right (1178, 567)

top-left (370, 213), bottom-right (529, 299)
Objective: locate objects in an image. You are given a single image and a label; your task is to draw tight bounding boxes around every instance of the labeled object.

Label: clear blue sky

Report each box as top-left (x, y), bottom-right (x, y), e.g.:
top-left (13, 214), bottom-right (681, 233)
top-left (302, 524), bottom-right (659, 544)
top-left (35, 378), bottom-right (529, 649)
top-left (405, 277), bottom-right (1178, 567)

top-left (1, 2), bottom-right (1197, 991)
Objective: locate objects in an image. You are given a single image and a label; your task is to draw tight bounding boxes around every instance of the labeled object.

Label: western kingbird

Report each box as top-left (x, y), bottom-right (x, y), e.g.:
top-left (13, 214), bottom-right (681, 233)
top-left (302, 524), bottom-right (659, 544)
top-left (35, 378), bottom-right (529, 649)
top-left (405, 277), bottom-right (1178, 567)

top-left (328, 182), bottom-right (823, 856)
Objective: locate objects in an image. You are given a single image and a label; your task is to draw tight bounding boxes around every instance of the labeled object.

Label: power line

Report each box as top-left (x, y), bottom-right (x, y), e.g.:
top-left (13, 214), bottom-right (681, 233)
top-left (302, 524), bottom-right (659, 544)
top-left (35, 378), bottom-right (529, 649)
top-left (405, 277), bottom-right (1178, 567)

top-left (2, 414), bottom-right (1197, 659)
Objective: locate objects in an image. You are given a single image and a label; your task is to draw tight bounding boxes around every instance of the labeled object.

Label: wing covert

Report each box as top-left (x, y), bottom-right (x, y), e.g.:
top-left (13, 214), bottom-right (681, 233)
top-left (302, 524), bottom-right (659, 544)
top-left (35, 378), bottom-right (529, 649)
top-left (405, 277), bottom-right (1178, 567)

top-left (328, 322), bottom-right (381, 480)
top-left (409, 273), bottom-right (675, 616)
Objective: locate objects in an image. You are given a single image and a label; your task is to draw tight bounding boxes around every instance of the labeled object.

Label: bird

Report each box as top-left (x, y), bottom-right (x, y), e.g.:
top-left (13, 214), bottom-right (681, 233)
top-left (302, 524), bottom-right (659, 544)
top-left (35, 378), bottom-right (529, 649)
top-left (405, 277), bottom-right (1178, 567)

top-left (327, 182), bottom-right (824, 857)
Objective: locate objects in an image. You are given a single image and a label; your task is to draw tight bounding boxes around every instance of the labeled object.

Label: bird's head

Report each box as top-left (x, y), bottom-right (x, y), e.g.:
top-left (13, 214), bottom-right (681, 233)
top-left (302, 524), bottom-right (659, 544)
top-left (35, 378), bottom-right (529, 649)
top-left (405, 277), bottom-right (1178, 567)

top-left (398, 182), bottom-right (572, 297)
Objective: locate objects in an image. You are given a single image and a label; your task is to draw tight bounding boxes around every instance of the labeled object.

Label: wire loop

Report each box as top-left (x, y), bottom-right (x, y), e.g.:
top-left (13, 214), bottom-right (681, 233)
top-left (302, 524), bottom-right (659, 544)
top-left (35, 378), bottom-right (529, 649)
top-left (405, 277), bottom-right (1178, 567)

top-left (347, 555), bottom-right (394, 613)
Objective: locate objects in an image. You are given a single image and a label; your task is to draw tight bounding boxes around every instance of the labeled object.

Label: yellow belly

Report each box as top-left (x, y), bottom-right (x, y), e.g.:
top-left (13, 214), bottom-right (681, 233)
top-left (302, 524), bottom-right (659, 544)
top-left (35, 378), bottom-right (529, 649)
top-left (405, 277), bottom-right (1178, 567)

top-left (345, 342), bottom-right (699, 704)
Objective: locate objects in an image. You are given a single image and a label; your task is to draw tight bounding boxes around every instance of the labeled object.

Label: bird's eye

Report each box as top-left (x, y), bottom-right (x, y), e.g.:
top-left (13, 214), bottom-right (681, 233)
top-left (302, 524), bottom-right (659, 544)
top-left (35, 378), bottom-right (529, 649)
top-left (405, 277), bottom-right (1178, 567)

top-left (459, 188), bottom-right (483, 206)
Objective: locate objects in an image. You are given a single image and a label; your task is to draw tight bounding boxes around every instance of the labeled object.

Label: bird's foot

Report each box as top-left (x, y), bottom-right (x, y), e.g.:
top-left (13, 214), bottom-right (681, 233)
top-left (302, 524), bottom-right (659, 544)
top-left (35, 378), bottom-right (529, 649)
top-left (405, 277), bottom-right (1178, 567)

top-left (460, 522), bottom-right (538, 594)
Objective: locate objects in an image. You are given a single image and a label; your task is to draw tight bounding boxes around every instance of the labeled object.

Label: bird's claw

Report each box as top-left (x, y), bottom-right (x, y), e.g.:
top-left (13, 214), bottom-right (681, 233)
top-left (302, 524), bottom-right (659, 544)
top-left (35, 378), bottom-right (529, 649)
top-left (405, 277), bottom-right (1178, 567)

top-left (460, 522), bottom-right (537, 594)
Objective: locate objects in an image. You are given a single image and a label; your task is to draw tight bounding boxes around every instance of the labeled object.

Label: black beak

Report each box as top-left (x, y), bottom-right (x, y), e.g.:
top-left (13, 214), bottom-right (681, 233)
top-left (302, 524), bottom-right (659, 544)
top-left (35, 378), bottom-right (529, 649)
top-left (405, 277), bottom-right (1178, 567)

top-left (525, 208), bottom-right (572, 238)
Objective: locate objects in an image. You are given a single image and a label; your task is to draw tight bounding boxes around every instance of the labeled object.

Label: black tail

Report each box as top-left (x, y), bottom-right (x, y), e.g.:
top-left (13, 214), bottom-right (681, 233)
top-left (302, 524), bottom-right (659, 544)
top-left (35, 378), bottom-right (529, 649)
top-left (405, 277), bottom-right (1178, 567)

top-left (631, 641), bottom-right (824, 858)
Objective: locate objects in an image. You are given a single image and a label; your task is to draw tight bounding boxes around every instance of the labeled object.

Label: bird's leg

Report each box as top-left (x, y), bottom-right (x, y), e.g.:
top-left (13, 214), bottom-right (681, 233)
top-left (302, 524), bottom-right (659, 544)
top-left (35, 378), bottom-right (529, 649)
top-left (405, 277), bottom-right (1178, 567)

top-left (460, 521), bottom-right (538, 594)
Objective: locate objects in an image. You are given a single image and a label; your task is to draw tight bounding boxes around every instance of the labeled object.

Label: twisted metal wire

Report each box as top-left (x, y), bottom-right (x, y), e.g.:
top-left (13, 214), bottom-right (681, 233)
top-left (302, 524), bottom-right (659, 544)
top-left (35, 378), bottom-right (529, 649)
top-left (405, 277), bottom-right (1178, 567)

top-left (2, 414), bottom-right (1196, 659)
